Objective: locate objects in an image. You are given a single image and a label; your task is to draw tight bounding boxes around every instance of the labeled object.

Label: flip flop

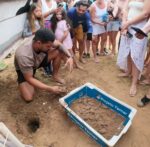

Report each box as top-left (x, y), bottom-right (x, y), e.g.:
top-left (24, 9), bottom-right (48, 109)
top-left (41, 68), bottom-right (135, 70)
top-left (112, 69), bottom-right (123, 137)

top-left (131, 27), bottom-right (148, 37)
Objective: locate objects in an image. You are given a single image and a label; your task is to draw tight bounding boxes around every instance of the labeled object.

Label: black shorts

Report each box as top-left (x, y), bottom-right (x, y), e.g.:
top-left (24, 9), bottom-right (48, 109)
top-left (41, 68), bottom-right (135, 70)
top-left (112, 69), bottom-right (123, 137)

top-left (16, 54), bottom-right (51, 84)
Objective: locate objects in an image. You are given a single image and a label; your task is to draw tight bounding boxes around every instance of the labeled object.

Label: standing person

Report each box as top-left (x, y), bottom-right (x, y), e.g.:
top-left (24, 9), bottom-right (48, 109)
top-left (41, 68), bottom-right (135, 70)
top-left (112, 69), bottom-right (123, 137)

top-left (39, 0), bottom-right (58, 29)
top-left (15, 28), bottom-right (73, 102)
top-left (106, 0), bottom-right (120, 57)
top-left (134, 19), bottom-right (150, 107)
top-left (90, 0), bottom-right (110, 62)
top-left (121, 0), bottom-right (150, 31)
top-left (117, 0), bottom-right (147, 97)
top-left (51, 9), bottom-right (83, 69)
top-left (67, 0), bottom-right (93, 63)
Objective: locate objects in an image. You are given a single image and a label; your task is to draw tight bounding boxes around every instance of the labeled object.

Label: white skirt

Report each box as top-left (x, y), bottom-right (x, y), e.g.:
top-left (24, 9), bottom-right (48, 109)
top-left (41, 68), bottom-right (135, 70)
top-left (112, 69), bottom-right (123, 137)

top-left (117, 22), bottom-right (148, 73)
top-left (92, 23), bottom-right (106, 35)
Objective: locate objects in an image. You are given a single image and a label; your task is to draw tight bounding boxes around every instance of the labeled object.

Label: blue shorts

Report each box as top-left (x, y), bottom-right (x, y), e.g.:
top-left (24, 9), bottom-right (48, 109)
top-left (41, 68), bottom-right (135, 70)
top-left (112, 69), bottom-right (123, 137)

top-left (107, 20), bottom-right (121, 32)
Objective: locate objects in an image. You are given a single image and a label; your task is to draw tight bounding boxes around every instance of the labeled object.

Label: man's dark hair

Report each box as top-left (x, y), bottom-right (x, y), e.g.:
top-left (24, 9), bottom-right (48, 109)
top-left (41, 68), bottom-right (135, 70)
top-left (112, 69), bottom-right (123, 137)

top-left (33, 28), bottom-right (55, 43)
top-left (76, 0), bottom-right (89, 8)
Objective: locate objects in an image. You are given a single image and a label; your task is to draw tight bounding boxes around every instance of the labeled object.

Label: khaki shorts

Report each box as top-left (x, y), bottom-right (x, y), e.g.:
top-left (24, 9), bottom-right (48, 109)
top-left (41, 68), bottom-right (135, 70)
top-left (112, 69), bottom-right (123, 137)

top-left (73, 24), bottom-right (84, 41)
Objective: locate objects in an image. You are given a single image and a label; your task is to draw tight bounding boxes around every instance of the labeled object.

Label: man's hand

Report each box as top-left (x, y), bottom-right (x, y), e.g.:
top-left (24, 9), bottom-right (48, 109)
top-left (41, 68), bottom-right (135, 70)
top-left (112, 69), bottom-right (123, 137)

top-left (49, 86), bottom-right (66, 94)
top-left (64, 57), bottom-right (74, 73)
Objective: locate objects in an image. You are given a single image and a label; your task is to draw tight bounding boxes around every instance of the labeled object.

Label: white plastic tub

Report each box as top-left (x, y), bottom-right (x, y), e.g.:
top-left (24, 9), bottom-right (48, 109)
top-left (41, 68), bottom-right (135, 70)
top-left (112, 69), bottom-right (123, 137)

top-left (59, 83), bottom-right (137, 147)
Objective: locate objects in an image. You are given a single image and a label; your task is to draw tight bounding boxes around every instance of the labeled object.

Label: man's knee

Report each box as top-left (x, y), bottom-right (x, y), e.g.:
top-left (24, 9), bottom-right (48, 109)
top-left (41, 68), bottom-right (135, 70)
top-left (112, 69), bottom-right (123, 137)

top-left (92, 36), bottom-right (98, 45)
top-left (21, 94), bottom-right (33, 102)
top-left (19, 82), bottom-right (34, 102)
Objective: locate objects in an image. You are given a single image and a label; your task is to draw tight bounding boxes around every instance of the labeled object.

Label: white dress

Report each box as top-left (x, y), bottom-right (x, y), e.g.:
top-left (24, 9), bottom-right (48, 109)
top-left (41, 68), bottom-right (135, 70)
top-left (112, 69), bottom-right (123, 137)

top-left (117, 1), bottom-right (147, 73)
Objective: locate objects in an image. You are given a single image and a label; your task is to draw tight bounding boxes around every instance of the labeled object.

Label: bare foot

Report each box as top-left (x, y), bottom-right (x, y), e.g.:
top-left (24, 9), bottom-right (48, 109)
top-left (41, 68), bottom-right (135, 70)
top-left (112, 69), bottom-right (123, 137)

top-left (129, 85), bottom-right (137, 97)
top-left (139, 79), bottom-right (150, 85)
top-left (94, 57), bottom-right (99, 63)
top-left (79, 58), bottom-right (86, 64)
top-left (53, 76), bottom-right (65, 84)
top-left (118, 72), bottom-right (130, 77)
top-left (108, 53), bottom-right (115, 58)
top-left (75, 64), bottom-right (84, 70)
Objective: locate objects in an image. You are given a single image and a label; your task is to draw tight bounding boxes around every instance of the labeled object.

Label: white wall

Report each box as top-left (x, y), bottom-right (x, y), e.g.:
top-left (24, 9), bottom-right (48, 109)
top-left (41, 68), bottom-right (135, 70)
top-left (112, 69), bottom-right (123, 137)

top-left (0, 13), bottom-right (26, 59)
top-left (0, 0), bottom-right (26, 21)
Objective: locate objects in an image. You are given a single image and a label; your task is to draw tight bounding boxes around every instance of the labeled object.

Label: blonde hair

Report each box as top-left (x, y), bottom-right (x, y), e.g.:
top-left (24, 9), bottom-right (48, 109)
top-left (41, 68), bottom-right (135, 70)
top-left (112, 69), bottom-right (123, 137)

top-left (28, 3), bottom-right (44, 32)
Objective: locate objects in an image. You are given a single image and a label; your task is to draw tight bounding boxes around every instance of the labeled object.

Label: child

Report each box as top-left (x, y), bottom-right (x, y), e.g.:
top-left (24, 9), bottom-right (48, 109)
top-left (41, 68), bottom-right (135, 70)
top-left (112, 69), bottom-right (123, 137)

top-left (23, 3), bottom-right (44, 37)
top-left (51, 10), bottom-right (82, 69)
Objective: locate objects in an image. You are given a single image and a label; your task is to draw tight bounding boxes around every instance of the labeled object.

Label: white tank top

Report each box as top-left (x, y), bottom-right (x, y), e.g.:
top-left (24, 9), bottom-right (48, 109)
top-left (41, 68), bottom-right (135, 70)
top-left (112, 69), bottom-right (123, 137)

top-left (41, 0), bottom-right (57, 20)
top-left (93, 1), bottom-right (108, 22)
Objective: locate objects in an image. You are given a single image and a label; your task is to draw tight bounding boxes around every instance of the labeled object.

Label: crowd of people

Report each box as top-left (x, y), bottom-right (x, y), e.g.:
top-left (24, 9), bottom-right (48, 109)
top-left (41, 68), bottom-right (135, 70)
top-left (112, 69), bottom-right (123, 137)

top-left (14, 0), bottom-right (150, 107)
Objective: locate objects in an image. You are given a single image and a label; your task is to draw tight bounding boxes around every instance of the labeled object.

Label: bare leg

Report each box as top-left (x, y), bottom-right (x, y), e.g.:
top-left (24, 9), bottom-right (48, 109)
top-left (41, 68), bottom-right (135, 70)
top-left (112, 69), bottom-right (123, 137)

top-left (72, 38), bottom-right (79, 54)
top-left (110, 31), bottom-right (118, 56)
top-left (68, 49), bottom-right (83, 70)
top-left (144, 47), bottom-right (150, 66)
top-left (92, 35), bottom-right (99, 63)
top-left (86, 40), bottom-right (91, 55)
top-left (48, 50), bottom-right (65, 84)
top-left (107, 32), bottom-right (112, 51)
top-left (100, 33), bottom-right (107, 54)
top-left (78, 39), bottom-right (86, 63)
top-left (118, 55), bottom-right (132, 77)
top-left (19, 82), bottom-right (34, 102)
top-left (130, 60), bottom-right (140, 96)
top-left (140, 61), bottom-right (150, 85)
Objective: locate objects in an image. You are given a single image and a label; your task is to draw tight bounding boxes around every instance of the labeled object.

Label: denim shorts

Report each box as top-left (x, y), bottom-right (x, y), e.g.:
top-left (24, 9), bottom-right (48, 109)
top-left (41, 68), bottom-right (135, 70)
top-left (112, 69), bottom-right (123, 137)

top-left (107, 20), bottom-right (121, 32)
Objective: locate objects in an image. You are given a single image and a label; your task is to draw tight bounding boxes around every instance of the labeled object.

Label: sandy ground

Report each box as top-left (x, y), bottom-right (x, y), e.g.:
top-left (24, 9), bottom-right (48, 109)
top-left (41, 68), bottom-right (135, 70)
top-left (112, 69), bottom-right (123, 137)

top-left (71, 97), bottom-right (125, 140)
top-left (0, 39), bottom-right (150, 147)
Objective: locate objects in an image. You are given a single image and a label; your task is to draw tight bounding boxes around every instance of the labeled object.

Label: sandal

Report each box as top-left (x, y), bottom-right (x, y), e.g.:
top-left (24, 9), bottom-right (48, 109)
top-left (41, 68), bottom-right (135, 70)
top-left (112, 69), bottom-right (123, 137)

top-left (137, 95), bottom-right (150, 107)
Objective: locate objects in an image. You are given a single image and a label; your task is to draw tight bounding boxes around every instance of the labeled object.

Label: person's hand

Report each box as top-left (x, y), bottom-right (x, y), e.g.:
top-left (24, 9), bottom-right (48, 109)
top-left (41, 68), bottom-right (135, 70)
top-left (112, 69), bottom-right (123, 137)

top-left (108, 14), bottom-right (113, 20)
top-left (57, 6), bottom-right (63, 12)
top-left (121, 21), bottom-right (130, 31)
top-left (51, 8), bottom-right (61, 14)
top-left (64, 57), bottom-right (74, 73)
top-left (99, 22), bottom-right (107, 26)
top-left (32, 29), bottom-right (36, 35)
top-left (49, 86), bottom-right (66, 94)
top-left (135, 33), bottom-right (145, 39)
top-left (121, 29), bottom-right (127, 35)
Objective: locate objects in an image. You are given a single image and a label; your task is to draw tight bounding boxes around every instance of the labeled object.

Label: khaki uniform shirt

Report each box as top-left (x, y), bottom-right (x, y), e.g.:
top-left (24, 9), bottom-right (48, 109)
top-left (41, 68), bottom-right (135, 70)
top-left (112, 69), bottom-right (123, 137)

top-left (14, 40), bottom-right (46, 75)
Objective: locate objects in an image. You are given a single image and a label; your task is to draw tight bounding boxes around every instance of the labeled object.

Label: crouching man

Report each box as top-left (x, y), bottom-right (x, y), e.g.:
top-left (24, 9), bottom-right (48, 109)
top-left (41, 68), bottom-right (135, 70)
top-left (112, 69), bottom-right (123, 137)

top-left (14, 28), bottom-right (73, 102)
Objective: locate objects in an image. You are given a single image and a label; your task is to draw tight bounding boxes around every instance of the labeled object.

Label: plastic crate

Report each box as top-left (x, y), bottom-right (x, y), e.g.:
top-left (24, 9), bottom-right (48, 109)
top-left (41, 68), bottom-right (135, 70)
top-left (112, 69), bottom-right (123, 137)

top-left (59, 83), bottom-right (137, 147)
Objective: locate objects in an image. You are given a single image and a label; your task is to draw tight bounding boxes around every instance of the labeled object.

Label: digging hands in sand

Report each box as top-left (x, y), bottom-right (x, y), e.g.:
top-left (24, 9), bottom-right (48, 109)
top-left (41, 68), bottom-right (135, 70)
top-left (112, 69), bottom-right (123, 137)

top-left (49, 86), bottom-right (67, 94)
